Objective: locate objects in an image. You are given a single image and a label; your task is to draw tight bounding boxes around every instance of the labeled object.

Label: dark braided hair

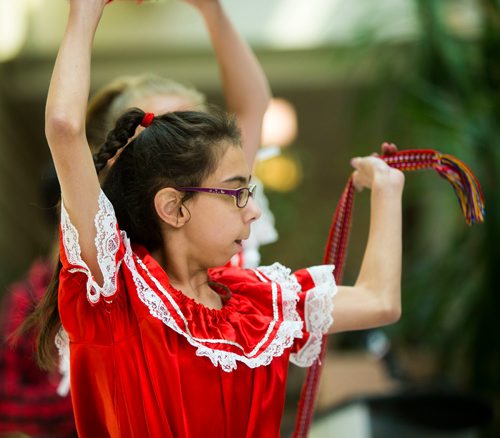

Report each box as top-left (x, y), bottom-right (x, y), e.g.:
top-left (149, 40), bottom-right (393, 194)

top-left (95, 107), bottom-right (241, 250)
top-left (20, 106), bottom-right (241, 371)
top-left (93, 108), bottom-right (144, 173)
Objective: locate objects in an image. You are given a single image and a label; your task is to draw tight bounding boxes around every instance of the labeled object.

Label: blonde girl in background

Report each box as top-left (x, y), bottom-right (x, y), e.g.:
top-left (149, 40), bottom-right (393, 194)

top-left (85, 0), bottom-right (277, 268)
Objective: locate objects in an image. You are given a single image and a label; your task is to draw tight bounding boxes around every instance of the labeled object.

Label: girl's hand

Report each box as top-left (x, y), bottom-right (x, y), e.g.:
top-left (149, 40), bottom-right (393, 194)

top-left (180, 0), bottom-right (219, 6)
top-left (179, 0), bottom-right (220, 13)
top-left (69, 0), bottom-right (110, 16)
top-left (70, 0), bottom-right (110, 8)
top-left (351, 154), bottom-right (404, 192)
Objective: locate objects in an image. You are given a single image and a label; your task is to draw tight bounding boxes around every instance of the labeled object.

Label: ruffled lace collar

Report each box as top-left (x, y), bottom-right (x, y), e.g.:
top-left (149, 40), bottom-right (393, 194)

top-left (127, 245), bottom-right (304, 372)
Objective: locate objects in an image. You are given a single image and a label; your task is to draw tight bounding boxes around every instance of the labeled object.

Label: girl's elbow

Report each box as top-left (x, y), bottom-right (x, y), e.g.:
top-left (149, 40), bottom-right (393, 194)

top-left (45, 114), bottom-right (84, 144)
top-left (380, 301), bottom-right (401, 325)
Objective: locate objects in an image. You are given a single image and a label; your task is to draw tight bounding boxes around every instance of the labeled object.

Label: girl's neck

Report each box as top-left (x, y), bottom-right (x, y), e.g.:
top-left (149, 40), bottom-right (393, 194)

top-left (151, 248), bottom-right (223, 310)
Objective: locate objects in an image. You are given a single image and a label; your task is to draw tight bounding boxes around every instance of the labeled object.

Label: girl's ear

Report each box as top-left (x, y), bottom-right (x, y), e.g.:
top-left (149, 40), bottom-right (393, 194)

top-left (154, 188), bottom-right (190, 228)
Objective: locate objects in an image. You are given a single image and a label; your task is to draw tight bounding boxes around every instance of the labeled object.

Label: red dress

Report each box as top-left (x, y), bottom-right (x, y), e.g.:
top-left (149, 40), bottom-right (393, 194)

top-left (57, 191), bottom-right (337, 437)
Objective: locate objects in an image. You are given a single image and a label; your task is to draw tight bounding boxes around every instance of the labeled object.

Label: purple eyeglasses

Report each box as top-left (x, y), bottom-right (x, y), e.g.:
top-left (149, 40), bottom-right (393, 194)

top-left (176, 184), bottom-right (257, 208)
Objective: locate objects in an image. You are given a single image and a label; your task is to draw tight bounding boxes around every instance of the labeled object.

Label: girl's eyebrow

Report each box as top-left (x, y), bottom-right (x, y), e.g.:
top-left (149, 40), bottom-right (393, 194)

top-left (222, 175), bottom-right (251, 185)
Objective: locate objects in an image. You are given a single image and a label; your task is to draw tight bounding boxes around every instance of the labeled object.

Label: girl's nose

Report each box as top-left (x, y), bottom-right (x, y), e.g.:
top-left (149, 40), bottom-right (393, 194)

top-left (244, 195), bottom-right (261, 223)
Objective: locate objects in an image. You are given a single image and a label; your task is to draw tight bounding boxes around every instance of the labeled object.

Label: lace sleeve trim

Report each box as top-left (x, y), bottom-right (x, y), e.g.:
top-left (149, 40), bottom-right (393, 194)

top-left (290, 265), bottom-right (337, 367)
top-left (60, 191), bottom-right (122, 304)
top-left (255, 262), bottom-right (302, 330)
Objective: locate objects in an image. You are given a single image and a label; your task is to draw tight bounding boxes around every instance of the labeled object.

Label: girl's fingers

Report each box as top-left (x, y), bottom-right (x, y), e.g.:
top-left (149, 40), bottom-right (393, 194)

top-left (351, 155), bottom-right (393, 189)
top-left (352, 155), bottom-right (386, 170)
top-left (351, 157), bottom-right (372, 191)
top-left (351, 153), bottom-right (404, 192)
top-left (351, 170), bottom-right (364, 192)
top-left (381, 142), bottom-right (398, 155)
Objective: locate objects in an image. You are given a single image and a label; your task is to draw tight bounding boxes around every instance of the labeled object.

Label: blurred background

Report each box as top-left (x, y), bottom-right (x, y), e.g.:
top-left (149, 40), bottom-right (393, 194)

top-left (0, 0), bottom-right (499, 436)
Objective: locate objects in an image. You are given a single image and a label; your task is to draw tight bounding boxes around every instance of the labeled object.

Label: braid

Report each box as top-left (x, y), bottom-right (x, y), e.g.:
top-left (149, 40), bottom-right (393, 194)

top-left (93, 108), bottom-right (145, 173)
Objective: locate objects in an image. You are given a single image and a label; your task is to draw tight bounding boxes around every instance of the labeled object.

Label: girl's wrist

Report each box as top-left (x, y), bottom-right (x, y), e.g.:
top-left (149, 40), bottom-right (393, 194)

top-left (197, 1), bottom-right (223, 21)
top-left (372, 170), bottom-right (405, 195)
top-left (69, 2), bottom-right (105, 26)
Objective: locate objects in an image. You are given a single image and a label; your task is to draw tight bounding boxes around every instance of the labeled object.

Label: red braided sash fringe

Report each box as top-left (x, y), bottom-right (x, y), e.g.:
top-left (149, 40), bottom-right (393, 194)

top-left (292, 149), bottom-right (485, 437)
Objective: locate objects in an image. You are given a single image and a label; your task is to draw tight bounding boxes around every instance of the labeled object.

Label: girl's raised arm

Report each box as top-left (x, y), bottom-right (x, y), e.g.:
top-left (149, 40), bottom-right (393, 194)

top-left (183, 0), bottom-right (271, 169)
top-left (45, 0), bottom-right (109, 283)
top-left (329, 154), bottom-right (405, 333)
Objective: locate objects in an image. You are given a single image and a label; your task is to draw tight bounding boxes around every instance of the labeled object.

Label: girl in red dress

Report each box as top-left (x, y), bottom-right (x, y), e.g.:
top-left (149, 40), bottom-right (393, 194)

top-left (36, 1), bottom-right (405, 436)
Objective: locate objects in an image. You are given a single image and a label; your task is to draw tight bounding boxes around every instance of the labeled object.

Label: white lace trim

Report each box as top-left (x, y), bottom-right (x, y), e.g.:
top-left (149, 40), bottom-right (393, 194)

top-left (55, 328), bottom-right (70, 396)
top-left (290, 265), bottom-right (337, 367)
top-left (127, 254), bottom-right (303, 372)
top-left (255, 263), bottom-right (303, 328)
top-left (94, 193), bottom-right (122, 302)
top-left (60, 191), bottom-right (121, 304)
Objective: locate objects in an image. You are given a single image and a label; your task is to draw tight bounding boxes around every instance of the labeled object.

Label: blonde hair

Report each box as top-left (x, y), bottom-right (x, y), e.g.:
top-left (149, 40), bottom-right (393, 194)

top-left (86, 74), bottom-right (207, 149)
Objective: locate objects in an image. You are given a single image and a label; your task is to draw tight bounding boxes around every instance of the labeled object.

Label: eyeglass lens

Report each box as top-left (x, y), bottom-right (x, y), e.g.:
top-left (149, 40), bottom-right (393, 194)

top-left (237, 188), bottom-right (249, 207)
top-left (237, 185), bottom-right (257, 208)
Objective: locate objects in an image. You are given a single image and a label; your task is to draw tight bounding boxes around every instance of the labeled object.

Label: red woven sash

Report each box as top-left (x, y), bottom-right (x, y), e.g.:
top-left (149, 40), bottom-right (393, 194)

top-left (293, 148), bottom-right (485, 437)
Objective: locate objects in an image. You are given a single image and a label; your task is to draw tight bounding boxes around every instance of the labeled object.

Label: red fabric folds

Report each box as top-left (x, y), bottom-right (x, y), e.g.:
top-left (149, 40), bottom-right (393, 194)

top-left (56, 190), bottom-right (336, 437)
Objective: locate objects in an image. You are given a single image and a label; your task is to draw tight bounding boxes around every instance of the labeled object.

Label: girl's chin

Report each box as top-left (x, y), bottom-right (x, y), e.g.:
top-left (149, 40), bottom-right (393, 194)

top-left (202, 254), bottom-right (237, 269)
top-left (198, 244), bottom-right (243, 269)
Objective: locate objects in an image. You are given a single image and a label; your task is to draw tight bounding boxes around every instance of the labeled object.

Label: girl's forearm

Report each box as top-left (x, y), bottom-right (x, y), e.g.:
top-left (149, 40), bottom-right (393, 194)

top-left (200, 3), bottom-right (270, 113)
top-left (354, 177), bottom-right (403, 318)
top-left (44, 2), bottom-right (106, 283)
top-left (46, 4), bottom-right (103, 143)
top-left (198, 3), bottom-right (271, 163)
